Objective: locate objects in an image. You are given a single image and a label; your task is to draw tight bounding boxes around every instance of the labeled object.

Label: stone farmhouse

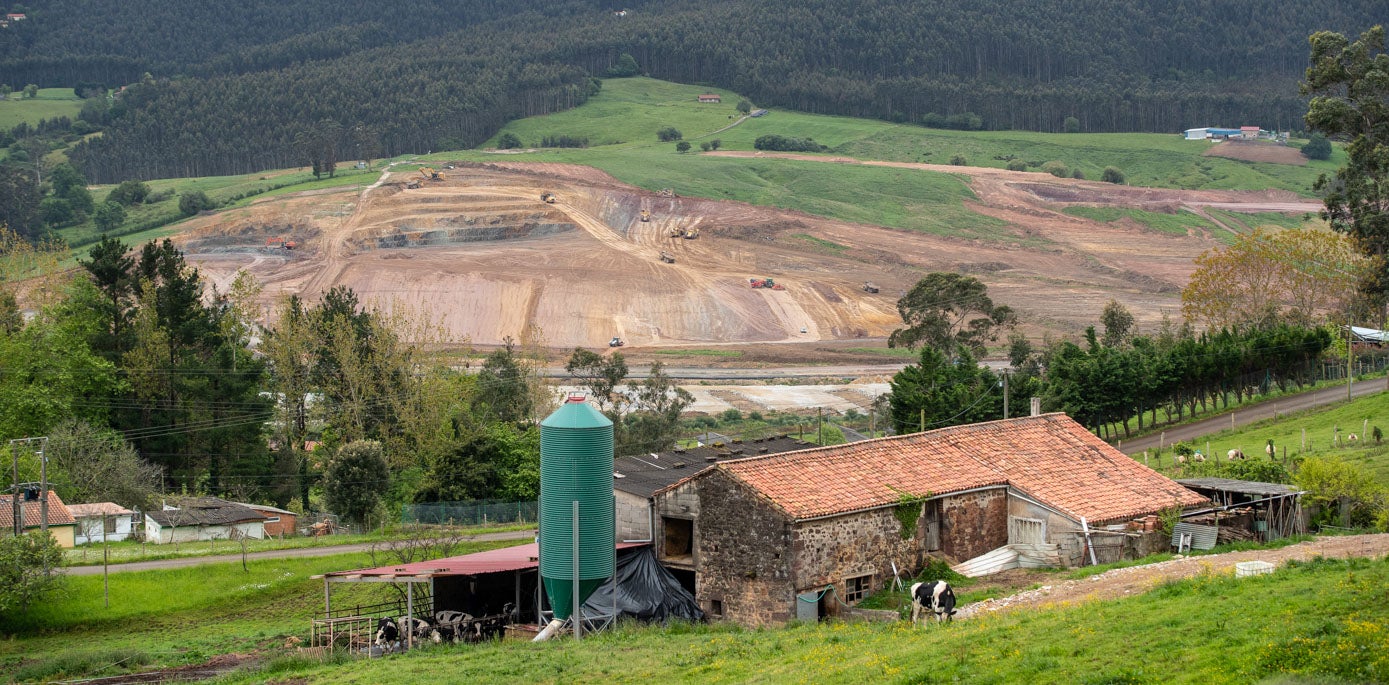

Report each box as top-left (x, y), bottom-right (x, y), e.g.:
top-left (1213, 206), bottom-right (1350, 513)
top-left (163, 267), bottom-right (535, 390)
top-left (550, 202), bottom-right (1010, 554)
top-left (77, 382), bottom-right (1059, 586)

top-left (651, 413), bottom-right (1207, 626)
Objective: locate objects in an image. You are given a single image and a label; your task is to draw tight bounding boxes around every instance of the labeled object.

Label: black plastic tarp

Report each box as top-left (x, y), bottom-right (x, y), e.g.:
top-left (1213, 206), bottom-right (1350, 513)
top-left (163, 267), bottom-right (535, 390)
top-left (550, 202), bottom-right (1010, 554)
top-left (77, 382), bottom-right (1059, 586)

top-left (578, 546), bottom-right (704, 622)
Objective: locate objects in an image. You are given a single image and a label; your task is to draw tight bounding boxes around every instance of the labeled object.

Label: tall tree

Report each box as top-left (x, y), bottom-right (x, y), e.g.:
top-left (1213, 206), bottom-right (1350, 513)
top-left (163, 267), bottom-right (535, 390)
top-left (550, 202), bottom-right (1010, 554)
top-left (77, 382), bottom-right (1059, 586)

top-left (0, 166), bottom-right (42, 240)
top-left (79, 235), bottom-right (136, 362)
top-left (888, 272), bottom-right (1016, 355)
top-left (1302, 26), bottom-right (1389, 297)
top-left (887, 346), bottom-right (1000, 433)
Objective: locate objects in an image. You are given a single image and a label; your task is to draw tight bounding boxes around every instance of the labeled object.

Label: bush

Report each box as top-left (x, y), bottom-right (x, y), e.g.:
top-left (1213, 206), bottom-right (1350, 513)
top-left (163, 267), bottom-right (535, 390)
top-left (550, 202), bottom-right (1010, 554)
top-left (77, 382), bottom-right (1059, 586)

top-left (657, 127), bottom-right (683, 142)
top-left (754, 134), bottom-right (826, 152)
top-left (699, 141), bottom-right (711, 152)
top-left (0, 532), bottom-right (65, 617)
top-left (496, 132), bottom-right (522, 149)
top-left (1063, 116), bottom-right (1081, 133)
top-left (720, 408), bottom-right (743, 422)
top-left (93, 201), bottom-right (126, 232)
top-left (1296, 456), bottom-right (1385, 528)
top-left (1301, 133), bottom-right (1332, 160)
top-left (177, 190), bottom-right (215, 216)
top-left (736, 100), bottom-right (751, 114)
top-left (949, 154), bottom-right (967, 166)
top-left (709, 139), bottom-right (721, 150)
top-left (1006, 159), bottom-right (1028, 171)
top-left (1041, 160), bottom-right (1070, 178)
top-left (106, 179), bottom-right (150, 205)
top-left (676, 141), bottom-right (691, 153)
top-left (1101, 166), bottom-right (1126, 184)
top-left (1071, 169), bottom-right (1085, 180)
top-left (747, 411), bottom-right (763, 422)
top-left (540, 134), bottom-right (587, 148)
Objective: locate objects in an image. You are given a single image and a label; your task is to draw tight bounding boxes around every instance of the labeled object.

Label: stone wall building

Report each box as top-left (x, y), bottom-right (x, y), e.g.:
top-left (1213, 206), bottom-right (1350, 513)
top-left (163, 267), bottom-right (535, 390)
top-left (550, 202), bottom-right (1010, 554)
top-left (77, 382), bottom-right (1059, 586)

top-left (651, 414), bottom-right (1206, 627)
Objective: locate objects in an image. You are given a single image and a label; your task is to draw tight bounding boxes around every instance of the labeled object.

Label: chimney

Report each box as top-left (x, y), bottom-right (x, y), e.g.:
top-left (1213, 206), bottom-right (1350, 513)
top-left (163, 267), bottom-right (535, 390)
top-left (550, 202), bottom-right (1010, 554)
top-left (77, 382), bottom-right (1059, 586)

top-left (1030, 397), bottom-right (1041, 417)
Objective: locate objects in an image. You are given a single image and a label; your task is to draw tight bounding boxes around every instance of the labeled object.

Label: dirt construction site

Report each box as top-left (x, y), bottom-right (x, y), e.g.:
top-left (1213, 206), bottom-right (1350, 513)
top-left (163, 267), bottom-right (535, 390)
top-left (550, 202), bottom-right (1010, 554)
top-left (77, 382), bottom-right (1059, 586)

top-left (180, 158), bottom-right (1322, 356)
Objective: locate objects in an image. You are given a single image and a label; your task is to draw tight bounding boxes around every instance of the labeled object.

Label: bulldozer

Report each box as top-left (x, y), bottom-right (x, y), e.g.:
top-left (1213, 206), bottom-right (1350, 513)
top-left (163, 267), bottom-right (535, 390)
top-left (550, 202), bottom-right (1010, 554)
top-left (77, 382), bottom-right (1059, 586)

top-left (659, 251), bottom-right (676, 263)
top-left (541, 192), bottom-right (557, 204)
top-left (682, 227), bottom-right (699, 239)
top-left (420, 167), bottom-right (443, 181)
top-left (405, 179), bottom-right (422, 189)
top-left (640, 209), bottom-right (651, 222)
top-left (608, 336), bottom-right (625, 347)
top-left (862, 282), bottom-right (880, 293)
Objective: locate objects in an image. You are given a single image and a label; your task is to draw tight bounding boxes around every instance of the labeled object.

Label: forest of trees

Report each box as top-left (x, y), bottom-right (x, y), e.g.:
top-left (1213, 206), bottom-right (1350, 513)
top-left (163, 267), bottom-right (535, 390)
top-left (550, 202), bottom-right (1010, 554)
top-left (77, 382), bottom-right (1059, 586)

top-left (0, 0), bottom-right (1378, 180)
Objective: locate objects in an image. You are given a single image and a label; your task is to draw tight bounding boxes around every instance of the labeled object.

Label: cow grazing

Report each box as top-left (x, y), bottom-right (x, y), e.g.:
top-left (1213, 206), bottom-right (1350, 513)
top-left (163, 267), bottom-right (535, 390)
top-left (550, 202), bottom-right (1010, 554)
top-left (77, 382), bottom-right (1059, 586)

top-left (909, 580), bottom-right (957, 626)
top-left (1192, 451), bottom-right (1206, 463)
top-left (1227, 448), bottom-right (1245, 461)
top-left (374, 617), bottom-right (400, 652)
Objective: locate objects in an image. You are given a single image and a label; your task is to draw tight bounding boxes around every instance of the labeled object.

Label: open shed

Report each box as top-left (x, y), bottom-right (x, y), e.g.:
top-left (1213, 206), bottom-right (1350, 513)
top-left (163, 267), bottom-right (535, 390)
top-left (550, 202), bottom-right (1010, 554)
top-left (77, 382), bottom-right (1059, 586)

top-left (1176, 477), bottom-right (1305, 543)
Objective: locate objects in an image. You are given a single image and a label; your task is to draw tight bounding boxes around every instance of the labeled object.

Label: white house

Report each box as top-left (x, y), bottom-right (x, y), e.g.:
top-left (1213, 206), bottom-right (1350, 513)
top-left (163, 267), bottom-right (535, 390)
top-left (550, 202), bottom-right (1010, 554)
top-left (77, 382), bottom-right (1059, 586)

top-left (69, 502), bottom-right (137, 545)
top-left (144, 497), bottom-right (266, 544)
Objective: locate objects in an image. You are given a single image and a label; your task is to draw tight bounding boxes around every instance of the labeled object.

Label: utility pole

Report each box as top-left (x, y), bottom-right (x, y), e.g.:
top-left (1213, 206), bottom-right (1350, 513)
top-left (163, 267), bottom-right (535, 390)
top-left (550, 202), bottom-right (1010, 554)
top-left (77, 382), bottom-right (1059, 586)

top-left (8, 437), bottom-right (48, 537)
top-left (1002, 372), bottom-right (1009, 420)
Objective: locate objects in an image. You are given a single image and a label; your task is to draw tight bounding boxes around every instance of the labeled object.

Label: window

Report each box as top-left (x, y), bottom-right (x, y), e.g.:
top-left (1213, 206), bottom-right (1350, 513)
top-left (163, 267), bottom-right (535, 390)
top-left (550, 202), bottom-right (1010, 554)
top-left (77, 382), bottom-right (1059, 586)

top-left (709, 599), bottom-right (723, 616)
top-left (845, 575), bottom-right (871, 604)
top-left (264, 516), bottom-right (280, 523)
top-left (104, 516), bottom-right (117, 534)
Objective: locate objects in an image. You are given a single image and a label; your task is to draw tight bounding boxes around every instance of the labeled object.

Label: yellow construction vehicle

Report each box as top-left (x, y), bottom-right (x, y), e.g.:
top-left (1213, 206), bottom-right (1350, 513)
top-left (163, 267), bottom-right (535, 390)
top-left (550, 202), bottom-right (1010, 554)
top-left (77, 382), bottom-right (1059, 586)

top-left (682, 227), bottom-right (699, 239)
top-left (420, 167), bottom-right (442, 181)
top-left (640, 209), bottom-right (651, 222)
top-left (541, 192), bottom-right (557, 203)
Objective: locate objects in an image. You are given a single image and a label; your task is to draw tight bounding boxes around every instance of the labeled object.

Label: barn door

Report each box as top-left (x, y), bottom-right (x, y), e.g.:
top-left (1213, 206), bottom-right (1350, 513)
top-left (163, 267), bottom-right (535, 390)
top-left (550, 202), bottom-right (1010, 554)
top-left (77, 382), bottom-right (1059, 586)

top-left (1008, 517), bottom-right (1045, 545)
top-left (923, 500), bottom-right (941, 551)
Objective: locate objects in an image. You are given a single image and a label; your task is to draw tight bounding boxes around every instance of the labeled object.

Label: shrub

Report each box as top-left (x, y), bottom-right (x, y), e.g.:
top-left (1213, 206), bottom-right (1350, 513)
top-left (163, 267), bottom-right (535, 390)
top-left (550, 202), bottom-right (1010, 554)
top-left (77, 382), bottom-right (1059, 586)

top-left (496, 132), bottom-right (522, 149)
top-left (1041, 160), bottom-right (1070, 178)
top-left (657, 127), bottom-right (683, 142)
top-left (540, 134), bottom-right (587, 148)
top-left (324, 440), bottom-right (389, 530)
top-left (177, 190), bottom-right (215, 216)
top-left (1063, 116), bottom-right (1081, 133)
top-left (676, 141), bottom-right (691, 153)
top-left (1301, 133), bottom-right (1332, 160)
top-left (1071, 169), bottom-right (1085, 179)
top-left (1006, 159), bottom-right (1028, 171)
top-left (106, 179), bottom-right (150, 205)
top-left (747, 411), bottom-right (763, 421)
top-left (1101, 166), bottom-right (1126, 184)
top-left (736, 100), bottom-right (751, 114)
top-left (709, 139), bottom-right (721, 150)
top-left (699, 141), bottom-right (711, 152)
top-left (949, 154), bottom-right (967, 166)
top-left (753, 134), bottom-right (826, 153)
top-left (720, 408), bottom-right (743, 422)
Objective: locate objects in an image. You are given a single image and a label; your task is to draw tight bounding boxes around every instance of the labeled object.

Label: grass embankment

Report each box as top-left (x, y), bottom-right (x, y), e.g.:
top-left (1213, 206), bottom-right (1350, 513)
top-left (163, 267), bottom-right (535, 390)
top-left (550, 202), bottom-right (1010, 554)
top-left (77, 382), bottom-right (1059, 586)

top-left (62, 522), bottom-right (534, 566)
top-left (1147, 389), bottom-right (1389, 484)
top-left (222, 556), bottom-right (1389, 684)
top-left (1, 540), bottom-right (516, 683)
top-left (0, 88), bottom-right (83, 130)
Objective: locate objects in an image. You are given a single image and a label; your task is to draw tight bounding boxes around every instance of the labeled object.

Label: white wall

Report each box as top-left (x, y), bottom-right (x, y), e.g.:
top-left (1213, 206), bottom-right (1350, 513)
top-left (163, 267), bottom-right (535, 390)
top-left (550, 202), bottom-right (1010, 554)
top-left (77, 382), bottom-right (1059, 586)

top-left (143, 517), bottom-right (266, 544)
top-left (74, 514), bottom-right (134, 545)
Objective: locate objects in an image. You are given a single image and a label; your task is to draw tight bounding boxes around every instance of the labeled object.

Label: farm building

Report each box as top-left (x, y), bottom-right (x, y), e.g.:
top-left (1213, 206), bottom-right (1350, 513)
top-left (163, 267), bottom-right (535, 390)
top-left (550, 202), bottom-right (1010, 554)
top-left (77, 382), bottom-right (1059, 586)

top-left (234, 502), bottom-right (298, 537)
top-left (650, 413), bottom-right (1207, 626)
top-left (0, 490), bottom-right (77, 547)
top-left (144, 497), bottom-right (267, 544)
top-left (614, 435), bottom-right (809, 545)
top-left (697, 93), bottom-right (722, 103)
top-left (69, 502), bottom-right (137, 545)
top-left (1175, 477), bottom-right (1306, 547)
top-left (1240, 126), bottom-right (1261, 140)
top-left (1185, 128), bottom-right (1209, 140)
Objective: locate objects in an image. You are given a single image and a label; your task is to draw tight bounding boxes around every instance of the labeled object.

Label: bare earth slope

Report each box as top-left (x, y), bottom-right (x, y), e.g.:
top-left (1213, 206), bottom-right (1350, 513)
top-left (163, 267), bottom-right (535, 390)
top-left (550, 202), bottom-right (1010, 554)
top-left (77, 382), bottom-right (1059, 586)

top-left (180, 160), bottom-right (1320, 349)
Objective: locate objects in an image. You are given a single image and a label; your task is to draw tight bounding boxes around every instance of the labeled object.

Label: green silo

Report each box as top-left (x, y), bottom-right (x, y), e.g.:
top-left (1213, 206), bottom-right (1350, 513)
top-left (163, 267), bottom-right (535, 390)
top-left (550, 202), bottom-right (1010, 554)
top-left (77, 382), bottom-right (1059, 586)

top-left (539, 395), bottom-right (614, 619)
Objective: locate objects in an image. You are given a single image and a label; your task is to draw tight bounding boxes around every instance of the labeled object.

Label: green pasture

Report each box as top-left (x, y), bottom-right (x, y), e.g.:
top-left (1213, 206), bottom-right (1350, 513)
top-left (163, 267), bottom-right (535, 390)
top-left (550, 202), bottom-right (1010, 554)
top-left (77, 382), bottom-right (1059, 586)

top-left (1062, 205), bottom-right (1221, 238)
top-left (0, 88), bottom-right (83, 130)
top-left (1147, 389), bottom-right (1389, 485)
top-left (1, 541), bottom-right (514, 682)
top-left (222, 556), bottom-right (1389, 685)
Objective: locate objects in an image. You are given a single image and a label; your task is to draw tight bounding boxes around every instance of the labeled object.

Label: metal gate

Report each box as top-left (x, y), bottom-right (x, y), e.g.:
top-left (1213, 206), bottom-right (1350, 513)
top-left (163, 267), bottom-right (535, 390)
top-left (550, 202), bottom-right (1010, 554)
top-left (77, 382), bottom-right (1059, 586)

top-left (1008, 517), bottom-right (1045, 545)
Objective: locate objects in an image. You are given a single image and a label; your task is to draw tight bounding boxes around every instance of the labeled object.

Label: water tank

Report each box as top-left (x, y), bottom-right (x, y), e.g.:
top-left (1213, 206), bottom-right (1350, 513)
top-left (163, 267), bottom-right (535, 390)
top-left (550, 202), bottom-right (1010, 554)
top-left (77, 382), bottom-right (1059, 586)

top-left (539, 395), bottom-right (614, 619)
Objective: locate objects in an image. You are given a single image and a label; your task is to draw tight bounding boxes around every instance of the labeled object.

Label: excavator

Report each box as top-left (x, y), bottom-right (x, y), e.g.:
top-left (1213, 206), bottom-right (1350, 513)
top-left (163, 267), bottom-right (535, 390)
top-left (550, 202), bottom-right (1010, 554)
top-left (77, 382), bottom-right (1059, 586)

top-left (419, 167), bottom-right (443, 181)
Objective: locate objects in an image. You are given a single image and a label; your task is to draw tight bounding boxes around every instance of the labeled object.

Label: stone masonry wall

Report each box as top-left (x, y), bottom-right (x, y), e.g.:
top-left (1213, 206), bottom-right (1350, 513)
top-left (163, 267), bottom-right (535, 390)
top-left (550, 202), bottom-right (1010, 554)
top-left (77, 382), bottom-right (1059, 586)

top-left (939, 489), bottom-right (1009, 562)
top-left (692, 471), bottom-right (795, 626)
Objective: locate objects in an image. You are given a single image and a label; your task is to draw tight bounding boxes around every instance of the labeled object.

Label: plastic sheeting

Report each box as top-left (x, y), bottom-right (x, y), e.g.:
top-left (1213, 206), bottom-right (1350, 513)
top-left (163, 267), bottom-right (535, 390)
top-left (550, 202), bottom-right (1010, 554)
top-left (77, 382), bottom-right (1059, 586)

top-left (578, 546), bottom-right (705, 622)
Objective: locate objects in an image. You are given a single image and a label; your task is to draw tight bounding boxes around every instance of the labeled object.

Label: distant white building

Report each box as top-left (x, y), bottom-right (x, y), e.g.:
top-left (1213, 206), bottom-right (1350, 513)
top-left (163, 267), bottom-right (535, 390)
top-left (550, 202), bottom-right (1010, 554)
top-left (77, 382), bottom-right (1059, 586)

top-left (69, 503), bottom-right (137, 545)
top-left (144, 497), bottom-right (266, 544)
top-left (1185, 128), bottom-right (1209, 140)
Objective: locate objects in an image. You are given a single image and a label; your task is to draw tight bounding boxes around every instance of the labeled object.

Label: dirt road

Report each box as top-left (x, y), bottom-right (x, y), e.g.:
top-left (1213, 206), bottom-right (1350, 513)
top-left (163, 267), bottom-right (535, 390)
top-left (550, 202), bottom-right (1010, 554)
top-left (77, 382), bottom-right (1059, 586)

top-left (1119, 378), bottom-right (1387, 455)
top-left (64, 529), bottom-right (535, 576)
top-left (958, 533), bottom-right (1389, 619)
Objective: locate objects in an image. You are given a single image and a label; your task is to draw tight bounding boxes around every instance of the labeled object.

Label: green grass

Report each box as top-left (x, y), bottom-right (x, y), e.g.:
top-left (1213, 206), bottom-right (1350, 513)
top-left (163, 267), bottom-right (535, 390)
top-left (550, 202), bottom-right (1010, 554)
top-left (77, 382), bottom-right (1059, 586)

top-left (1143, 388), bottom-right (1389, 485)
top-left (1, 541), bottom-right (515, 682)
top-left (0, 88), bottom-right (83, 130)
top-left (62, 523), bottom-right (534, 566)
top-left (790, 233), bottom-right (849, 253)
top-left (846, 346), bottom-right (919, 358)
top-left (1062, 205), bottom-right (1219, 238)
top-left (650, 349), bottom-right (743, 357)
top-left (222, 556), bottom-right (1389, 684)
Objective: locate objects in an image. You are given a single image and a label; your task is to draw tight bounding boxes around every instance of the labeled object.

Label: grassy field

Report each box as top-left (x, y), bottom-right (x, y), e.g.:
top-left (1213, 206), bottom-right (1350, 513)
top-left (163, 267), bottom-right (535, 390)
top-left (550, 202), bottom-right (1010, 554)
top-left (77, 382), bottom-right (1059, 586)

top-left (215, 555), bottom-right (1389, 684)
top-left (1, 541), bottom-right (515, 683)
top-left (1062, 205), bottom-right (1221, 238)
top-left (459, 78), bottom-right (1332, 197)
top-left (0, 88), bottom-right (83, 130)
top-left (1147, 388), bottom-right (1389, 485)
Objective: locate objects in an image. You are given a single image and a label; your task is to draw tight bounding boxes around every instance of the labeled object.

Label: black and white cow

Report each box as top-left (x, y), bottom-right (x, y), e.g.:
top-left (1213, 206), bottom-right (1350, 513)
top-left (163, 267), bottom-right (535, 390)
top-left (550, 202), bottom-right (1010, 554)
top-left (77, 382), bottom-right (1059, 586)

top-left (433, 611), bottom-right (472, 644)
top-left (374, 617), bottom-right (400, 652)
top-left (909, 580), bottom-right (957, 626)
top-left (398, 616), bottom-right (436, 645)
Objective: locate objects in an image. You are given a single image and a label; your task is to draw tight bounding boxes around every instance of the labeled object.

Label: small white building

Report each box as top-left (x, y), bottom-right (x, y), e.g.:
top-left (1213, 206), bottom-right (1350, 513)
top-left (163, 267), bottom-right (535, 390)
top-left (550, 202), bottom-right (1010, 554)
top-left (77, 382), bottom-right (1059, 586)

top-left (1185, 128), bottom-right (1210, 140)
top-left (69, 502), bottom-right (138, 545)
top-left (144, 497), bottom-right (266, 544)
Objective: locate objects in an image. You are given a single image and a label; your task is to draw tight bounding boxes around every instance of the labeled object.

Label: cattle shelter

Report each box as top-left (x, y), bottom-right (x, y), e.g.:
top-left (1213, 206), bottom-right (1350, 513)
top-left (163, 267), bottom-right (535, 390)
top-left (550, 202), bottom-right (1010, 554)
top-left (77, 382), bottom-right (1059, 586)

top-left (1176, 477), bottom-right (1306, 542)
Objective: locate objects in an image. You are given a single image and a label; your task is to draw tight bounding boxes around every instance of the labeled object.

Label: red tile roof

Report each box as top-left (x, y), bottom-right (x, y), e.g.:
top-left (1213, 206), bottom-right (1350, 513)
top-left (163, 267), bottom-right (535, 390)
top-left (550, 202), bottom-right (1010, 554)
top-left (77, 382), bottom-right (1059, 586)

top-left (0, 491), bottom-right (77, 530)
top-left (708, 414), bottom-right (1205, 523)
top-left (68, 502), bottom-right (135, 518)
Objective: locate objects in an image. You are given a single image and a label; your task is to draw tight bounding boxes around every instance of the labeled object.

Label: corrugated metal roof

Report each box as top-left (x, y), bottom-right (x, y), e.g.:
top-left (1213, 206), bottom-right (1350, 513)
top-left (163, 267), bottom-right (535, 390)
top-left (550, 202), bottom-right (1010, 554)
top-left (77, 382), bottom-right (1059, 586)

top-left (1176, 478), bottom-right (1299, 497)
top-left (323, 542), bottom-right (646, 579)
top-left (613, 435), bottom-right (809, 497)
top-left (146, 497), bottom-right (265, 527)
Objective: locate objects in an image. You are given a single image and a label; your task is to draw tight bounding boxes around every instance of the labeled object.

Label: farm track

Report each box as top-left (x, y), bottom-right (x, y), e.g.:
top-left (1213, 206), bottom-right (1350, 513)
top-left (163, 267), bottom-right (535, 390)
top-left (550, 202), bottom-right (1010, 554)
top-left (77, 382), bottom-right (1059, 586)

top-left (957, 533), bottom-right (1389, 619)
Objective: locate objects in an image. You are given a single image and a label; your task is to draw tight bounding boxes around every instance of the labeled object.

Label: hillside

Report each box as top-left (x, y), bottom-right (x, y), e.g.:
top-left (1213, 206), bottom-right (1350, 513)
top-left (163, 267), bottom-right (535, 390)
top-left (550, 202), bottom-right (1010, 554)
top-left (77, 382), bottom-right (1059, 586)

top-left (0, 0), bottom-right (1377, 180)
